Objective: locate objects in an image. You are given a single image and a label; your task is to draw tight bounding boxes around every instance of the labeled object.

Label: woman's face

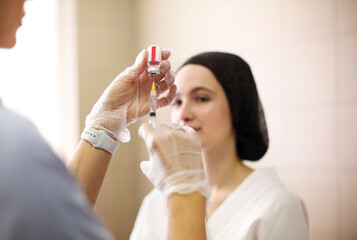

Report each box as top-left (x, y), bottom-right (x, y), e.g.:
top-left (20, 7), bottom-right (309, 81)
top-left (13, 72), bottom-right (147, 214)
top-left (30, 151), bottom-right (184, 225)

top-left (171, 64), bottom-right (234, 150)
top-left (0, 0), bottom-right (26, 48)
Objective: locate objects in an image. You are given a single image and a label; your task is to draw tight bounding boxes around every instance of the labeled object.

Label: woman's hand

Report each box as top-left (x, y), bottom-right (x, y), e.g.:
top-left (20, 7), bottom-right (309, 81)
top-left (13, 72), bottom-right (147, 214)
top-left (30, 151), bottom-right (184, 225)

top-left (85, 49), bottom-right (176, 142)
top-left (138, 123), bottom-right (211, 202)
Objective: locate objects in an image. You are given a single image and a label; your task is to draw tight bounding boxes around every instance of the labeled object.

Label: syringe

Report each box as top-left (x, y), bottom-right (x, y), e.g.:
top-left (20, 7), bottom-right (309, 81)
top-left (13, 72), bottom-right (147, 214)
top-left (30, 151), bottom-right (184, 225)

top-left (149, 81), bottom-right (157, 128)
top-left (147, 45), bottom-right (161, 128)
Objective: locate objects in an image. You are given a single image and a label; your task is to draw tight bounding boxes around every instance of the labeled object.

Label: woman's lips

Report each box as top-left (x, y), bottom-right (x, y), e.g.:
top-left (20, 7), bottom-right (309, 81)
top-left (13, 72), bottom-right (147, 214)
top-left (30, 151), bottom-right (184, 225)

top-left (190, 127), bottom-right (201, 132)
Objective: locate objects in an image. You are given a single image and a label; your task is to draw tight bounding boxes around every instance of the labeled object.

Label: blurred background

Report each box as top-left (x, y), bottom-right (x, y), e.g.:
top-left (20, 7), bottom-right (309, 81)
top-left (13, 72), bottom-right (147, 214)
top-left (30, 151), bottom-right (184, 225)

top-left (0, 0), bottom-right (356, 239)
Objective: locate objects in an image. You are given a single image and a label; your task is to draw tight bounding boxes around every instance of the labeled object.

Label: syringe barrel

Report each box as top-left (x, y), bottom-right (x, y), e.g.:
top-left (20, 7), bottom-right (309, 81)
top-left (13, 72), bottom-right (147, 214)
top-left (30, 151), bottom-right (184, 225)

top-left (149, 94), bottom-right (157, 114)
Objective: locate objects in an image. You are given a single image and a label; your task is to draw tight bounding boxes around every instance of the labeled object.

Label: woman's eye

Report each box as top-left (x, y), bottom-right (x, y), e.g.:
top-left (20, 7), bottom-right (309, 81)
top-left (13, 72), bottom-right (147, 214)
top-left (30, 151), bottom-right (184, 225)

top-left (172, 99), bottom-right (182, 106)
top-left (197, 97), bottom-right (210, 102)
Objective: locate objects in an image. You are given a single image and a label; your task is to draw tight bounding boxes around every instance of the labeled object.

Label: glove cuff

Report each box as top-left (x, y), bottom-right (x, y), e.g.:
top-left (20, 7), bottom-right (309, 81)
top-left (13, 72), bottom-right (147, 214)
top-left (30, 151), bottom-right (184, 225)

top-left (164, 180), bottom-right (212, 200)
top-left (116, 127), bottom-right (131, 143)
top-left (162, 170), bottom-right (212, 210)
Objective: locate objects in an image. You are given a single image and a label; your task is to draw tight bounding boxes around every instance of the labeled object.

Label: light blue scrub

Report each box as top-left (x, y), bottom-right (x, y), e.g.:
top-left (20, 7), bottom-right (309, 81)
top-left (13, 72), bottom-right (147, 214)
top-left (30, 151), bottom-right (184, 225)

top-left (0, 106), bottom-right (114, 240)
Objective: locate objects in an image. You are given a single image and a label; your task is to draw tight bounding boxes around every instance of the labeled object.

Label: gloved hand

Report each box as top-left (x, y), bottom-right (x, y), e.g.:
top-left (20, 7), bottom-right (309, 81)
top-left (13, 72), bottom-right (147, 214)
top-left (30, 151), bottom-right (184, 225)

top-left (85, 49), bottom-right (176, 142)
top-left (138, 123), bottom-right (211, 204)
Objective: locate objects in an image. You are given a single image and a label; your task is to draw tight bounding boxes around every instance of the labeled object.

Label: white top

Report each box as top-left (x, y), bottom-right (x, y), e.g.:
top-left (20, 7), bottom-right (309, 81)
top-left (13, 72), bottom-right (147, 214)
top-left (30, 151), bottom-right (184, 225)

top-left (130, 168), bottom-right (309, 240)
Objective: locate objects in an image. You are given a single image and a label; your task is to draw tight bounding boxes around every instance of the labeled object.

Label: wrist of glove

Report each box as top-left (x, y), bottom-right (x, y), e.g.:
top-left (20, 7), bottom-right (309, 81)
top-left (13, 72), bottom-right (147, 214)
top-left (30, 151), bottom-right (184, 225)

top-left (141, 165), bottom-right (212, 201)
top-left (85, 98), bottom-right (131, 143)
top-left (138, 123), bottom-right (211, 207)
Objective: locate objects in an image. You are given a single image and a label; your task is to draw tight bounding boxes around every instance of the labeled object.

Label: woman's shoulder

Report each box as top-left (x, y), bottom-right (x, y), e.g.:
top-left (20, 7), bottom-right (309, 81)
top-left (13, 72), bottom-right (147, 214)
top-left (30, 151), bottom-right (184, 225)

top-left (244, 168), bottom-right (309, 238)
top-left (250, 168), bottom-right (309, 226)
top-left (250, 168), bottom-right (305, 206)
top-left (262, 185), bottom-right (309, 239)
top-left (268, 184), bottom-right (307, 216)
top-left (0, 106), bottom-right (42, 148)
top-left (0, 107), bottom-right (36, 132)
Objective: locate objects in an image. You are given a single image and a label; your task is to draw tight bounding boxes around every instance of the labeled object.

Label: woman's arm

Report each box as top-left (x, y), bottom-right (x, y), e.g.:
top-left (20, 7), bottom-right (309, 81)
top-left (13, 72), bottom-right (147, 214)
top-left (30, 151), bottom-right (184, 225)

top-left (68, 139), bottom-right (112, 206)
top-left (168, 192), bottom-right (207, 240)
top-left (68, 49), bottom-right (175, 206)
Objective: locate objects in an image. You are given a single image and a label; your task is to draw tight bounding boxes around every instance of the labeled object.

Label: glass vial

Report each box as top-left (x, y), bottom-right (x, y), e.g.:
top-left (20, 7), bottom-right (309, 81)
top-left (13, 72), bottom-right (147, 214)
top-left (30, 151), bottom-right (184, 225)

top-left (147, 45), bottom-right (161, 75)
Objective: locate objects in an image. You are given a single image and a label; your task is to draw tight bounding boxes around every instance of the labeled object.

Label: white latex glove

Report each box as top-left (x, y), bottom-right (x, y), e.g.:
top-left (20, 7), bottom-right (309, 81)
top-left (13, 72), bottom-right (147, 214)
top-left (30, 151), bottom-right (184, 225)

top-left (85, 49), bottom-right (176, 142)
top-left (138, 123), bottom-right (211, 203)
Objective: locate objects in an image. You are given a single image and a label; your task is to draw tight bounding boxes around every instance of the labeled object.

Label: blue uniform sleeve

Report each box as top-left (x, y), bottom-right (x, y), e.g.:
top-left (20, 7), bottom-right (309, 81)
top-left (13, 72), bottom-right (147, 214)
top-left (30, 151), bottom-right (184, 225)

top-left (0, 108), bottom-right (114, 240)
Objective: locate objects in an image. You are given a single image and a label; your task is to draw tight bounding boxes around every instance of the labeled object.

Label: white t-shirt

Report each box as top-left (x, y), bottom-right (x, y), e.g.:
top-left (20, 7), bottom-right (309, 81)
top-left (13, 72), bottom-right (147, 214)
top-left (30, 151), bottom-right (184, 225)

top-left (130, 168), bottom-right (309, 240)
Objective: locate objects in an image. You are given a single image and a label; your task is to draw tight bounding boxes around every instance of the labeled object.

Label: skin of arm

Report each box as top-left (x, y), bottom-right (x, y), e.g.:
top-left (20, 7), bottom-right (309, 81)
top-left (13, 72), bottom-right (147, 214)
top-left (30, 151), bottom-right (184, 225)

top-left (69, 139), bottom-right (112, 206)
top-left (167, 192), bottom-right (207, 240)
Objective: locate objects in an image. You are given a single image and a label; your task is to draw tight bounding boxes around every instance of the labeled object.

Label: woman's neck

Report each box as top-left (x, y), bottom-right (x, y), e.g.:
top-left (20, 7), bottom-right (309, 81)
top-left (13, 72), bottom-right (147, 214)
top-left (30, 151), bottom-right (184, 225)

top-left (202, 139), bottom-right (253, 192)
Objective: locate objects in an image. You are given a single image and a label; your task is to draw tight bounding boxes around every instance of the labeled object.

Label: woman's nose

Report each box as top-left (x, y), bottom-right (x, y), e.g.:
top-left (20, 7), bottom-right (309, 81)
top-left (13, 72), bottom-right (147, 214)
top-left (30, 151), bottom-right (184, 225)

top-left (178, 102), bottom-right (194, 123)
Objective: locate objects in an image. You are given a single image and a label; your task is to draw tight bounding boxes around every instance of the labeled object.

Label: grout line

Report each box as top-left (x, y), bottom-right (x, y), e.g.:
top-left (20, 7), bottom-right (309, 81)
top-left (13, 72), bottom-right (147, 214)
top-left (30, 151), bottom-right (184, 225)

top-left (334, 0), bottom-right (342, 238)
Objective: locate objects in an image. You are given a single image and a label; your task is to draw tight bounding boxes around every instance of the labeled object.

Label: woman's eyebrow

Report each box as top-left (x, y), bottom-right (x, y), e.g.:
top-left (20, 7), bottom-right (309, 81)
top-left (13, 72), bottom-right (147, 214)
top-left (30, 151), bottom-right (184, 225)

top-left (175, 87), bottom-right (216, 98)
top-left (190, 87), bottom-right (215, 95)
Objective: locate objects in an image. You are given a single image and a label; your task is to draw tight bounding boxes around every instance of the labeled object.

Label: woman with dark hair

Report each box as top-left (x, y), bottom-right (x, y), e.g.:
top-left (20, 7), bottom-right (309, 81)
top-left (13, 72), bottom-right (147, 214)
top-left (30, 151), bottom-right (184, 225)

top-left (131, 52), bottom-right (309, 239)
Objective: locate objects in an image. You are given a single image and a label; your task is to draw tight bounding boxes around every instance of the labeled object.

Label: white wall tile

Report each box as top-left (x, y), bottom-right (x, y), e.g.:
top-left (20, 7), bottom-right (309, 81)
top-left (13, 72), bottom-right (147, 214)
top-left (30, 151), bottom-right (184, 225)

top-left (337, 106), bottom-right (357, 170)
top-left (291, 172), bottom-right (338, 239)
top-left (339, 175), bottom-right (357, 238)
top-left (78, 0), bottom-right (113, 22)
top-left (245, 50), bottom-right (283, 111)
top-left (217, 0), bottom-right (281, 48)
top-left (340, 237), bottom-right (357, 240)
top-left (339, 34), bottom-right (357, 102)
top-left (284, 107), bottom-right (337, 169)
top-left (200, 2), bottom-right (246, 50)
top-left (281, 0), bottom-right (335, 42)
top-left (338, 0), bottom-right (357, 32)
top-left (282, 38), bottom-right (336, 106)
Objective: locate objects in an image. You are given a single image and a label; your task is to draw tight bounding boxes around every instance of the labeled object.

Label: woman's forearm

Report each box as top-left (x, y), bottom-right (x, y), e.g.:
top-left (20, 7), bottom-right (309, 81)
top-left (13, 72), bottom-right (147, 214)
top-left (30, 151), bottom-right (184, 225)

top-left (167, 192), bottom-right (207, 240)
top-left (68, 139), bottom-right (112, 206)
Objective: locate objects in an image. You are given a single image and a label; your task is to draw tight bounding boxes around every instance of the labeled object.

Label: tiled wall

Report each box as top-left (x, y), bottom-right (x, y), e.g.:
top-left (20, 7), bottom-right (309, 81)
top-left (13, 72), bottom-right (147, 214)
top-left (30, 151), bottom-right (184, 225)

top-left (77, 0), bottom-right (357, 239)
